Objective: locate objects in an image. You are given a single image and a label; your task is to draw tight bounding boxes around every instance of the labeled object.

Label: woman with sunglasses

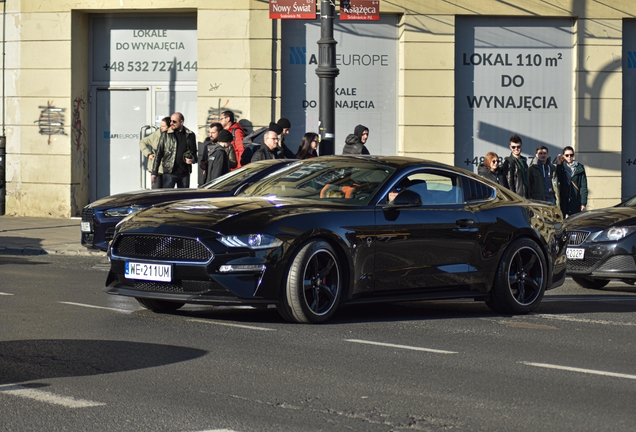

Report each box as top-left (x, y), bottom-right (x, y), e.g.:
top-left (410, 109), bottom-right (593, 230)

top-left (478, 152), bottom-right (507, 187)
top-left (556, 146), bottom-right (588, 217)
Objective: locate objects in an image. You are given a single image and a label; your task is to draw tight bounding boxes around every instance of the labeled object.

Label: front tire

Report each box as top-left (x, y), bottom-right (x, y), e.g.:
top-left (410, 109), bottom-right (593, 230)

top-left (279, 240), bottom-right (342, 323)
top-left (486, 238), bottom-right (547, 314)
top-left (572, 276), bottom-right (610, 290)
top-left (135, 298), bottom-right (185, 312)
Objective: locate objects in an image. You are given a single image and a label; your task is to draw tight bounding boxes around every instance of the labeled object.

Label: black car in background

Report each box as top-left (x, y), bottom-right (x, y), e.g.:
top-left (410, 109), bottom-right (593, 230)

top-left (81, 160), bottom-right (292, 251)
top-left (105, 156), bottom-right (567, 323)
top-left (564, 195), bottom-right (636, 289)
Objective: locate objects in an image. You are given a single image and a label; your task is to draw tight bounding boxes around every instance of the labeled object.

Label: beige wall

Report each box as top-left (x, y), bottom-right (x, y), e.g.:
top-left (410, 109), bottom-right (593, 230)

top-left (3, 0), bottom-right (636, 216)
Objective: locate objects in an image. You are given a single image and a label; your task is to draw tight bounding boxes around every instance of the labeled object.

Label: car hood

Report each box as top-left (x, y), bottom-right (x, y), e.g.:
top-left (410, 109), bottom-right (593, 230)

top-left (88, 188), bottom-right (231, 209)
top-left (565, 207), bottom-right (636, 231)
top-left (115, 196), bottom-right (343, 236)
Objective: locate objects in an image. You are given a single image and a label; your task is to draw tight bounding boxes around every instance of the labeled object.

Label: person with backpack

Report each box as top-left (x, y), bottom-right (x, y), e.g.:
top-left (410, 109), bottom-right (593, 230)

top-left (220, 110), bottom-right (245, 169)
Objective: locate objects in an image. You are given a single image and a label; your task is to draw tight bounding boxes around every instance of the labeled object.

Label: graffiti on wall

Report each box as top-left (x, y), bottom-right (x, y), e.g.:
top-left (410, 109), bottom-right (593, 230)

top-left (36, 101), bottom-right (66, 144)
top-left (72, 94), bottom-right (87, 153)
top-left (204, 98), bottom-right (244, 134)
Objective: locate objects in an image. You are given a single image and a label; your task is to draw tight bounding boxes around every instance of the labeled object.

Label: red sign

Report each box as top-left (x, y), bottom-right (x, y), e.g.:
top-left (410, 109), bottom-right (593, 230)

top-left (340, 0), bottom-right (380, 21)
top-left (270, 0), bottom-right (316, 20)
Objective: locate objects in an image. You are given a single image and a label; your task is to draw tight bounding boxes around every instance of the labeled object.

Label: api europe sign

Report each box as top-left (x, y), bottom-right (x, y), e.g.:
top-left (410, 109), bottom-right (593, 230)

top-left (340, 0), bottom-right (380, 21)
top-left (269, 0), bottom-right (316, 19)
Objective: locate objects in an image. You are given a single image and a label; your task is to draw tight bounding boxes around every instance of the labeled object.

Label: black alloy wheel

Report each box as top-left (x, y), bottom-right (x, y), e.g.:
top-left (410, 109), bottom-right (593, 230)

top-left (280, 240), bottom-right (342, 323)
top-left (487, 238), bottom-right (547, 314)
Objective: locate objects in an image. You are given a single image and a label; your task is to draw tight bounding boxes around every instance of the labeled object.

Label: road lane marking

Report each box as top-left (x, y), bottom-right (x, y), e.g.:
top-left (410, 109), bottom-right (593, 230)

top-left (0, 292), bottom-right (14, 296)
top-left (521, 362), bottom-right (636, 380)
top-left (187, 318), bottom-right (275, 331)
top-left (345, 339), bottom-right (457, 354)
top-left (59, 301), bottom-right (133, 314)
top-left (533, 314), bottom-right (636, 327)
top-left (0, 384), bottom-right (106, 408)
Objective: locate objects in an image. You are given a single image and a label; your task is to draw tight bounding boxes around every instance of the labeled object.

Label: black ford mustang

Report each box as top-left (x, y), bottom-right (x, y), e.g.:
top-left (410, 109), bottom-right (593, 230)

top-left (81, 160), bottom-right (292, 251)
top-left (564, 195), bottom-right (636, 289)
top-left (106, 156), bottom-right (567, 323)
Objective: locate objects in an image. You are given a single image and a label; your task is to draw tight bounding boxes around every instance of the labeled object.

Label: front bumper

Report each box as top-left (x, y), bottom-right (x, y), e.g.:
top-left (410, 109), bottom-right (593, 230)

top-left (566, 243), bottom-right (636, 278)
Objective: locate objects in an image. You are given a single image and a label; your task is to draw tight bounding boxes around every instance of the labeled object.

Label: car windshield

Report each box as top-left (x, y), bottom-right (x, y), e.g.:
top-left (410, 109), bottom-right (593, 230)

top-left (619, 195), bottom-right (636, 207)
top-left (200, 161), bottom-right (284, 191)
top-left (239, 160), bottom-right (395, 205)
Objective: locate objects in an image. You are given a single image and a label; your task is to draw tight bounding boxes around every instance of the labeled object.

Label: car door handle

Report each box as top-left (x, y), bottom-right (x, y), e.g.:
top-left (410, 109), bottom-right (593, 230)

top-left (456, 219), bottom-right (475, 227)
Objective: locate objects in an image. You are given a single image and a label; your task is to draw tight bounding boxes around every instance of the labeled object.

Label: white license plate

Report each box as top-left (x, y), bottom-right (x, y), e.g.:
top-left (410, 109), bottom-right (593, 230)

top-left (125, 262), bottom-right (172, 282)
top-left (80, 221), bottom-right (92, 233)
top-left (566, 248), bottom-right (585, 260)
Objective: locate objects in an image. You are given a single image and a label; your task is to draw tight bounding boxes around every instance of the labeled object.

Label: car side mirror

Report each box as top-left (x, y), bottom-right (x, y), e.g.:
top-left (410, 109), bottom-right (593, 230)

top-left (386, 189), bottom-right (422, 208)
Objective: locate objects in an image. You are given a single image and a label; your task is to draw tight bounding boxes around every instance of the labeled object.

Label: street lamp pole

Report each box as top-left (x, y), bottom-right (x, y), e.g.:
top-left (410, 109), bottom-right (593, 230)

top-left (315, 0), bottom-right (339, 155)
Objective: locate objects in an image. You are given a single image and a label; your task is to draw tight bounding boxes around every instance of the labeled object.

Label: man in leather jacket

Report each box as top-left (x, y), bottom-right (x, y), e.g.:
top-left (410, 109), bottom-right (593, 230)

top-left (501, 134), bottom-right (529, 198)
top-left (151, 112), bottom-right (197, 188)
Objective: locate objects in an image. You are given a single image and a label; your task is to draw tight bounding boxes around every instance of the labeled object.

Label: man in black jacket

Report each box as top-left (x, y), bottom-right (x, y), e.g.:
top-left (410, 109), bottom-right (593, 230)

top-left (200, 129), bottom-right (230, 184)
top-left (251, 129), bottom-right (285, 162)
top-left (501, 134), bottom-right (529, 198)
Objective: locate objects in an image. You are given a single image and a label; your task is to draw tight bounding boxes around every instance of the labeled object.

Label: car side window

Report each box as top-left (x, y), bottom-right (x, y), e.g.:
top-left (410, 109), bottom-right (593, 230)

top-left (462, 176), bottom-right (496, 202)
top-left (386, 170), bottom-right (463, 205)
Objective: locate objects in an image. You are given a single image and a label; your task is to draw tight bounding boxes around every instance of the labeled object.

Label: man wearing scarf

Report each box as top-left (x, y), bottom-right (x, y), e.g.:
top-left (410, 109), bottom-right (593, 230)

top-left (556, 146), bottom-right (588, 217)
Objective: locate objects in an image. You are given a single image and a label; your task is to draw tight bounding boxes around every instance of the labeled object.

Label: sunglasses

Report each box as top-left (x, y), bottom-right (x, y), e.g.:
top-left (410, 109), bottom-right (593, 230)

top-left (510, 145), bottom-right (521, 149)
top-left (563, 153), bottom-right (574, 157)
top-left (170, 120), bottom-right (178, 124)
top-left (537, 151), bottom-right (548, 155)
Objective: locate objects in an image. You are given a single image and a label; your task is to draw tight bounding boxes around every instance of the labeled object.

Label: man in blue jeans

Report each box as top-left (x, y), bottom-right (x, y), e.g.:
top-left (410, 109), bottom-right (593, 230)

top-left (151, 112), bottom-right (198, 188)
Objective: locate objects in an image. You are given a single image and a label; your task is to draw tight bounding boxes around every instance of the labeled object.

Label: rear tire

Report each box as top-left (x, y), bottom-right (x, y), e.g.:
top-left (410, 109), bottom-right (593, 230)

top-left (572, 276), bottom-right (610, 290)
top-left (278, 240), bottom-right (342, 323)
top-left (135, 298), bottom-right (185, 312)
top-left (486, 238), bottom-right (547, 314)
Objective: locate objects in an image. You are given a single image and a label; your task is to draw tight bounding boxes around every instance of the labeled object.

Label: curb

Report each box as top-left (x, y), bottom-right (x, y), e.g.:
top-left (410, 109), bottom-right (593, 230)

top-left (0, 246), bottom-right (107, 257)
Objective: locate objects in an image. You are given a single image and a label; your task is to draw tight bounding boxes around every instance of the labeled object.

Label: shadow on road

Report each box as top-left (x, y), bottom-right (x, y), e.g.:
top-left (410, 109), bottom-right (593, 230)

top-left (0, 339), bottom-right (207, 385)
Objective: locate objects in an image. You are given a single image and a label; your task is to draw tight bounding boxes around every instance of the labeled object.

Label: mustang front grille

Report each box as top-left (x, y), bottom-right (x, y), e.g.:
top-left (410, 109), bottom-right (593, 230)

top-left (567, 230), bottom-right (590, 246)
top-left (114, 235), bottom-right (213, 262)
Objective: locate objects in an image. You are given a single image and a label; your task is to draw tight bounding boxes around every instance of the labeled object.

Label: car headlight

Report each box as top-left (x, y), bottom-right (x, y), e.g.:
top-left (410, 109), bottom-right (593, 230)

top-left (104, 205), bottom-right (144, 218)
top-left (591, 227), bottom-right (635, 242)
top-left (219, 234), bottom-right (282, 250)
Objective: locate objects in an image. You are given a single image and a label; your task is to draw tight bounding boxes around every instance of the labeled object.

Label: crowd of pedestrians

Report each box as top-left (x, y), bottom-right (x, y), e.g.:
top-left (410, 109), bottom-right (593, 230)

top-left (477, 133), bottom-right (587, 217)
top-left (139, 115), bottom-right (587, 216)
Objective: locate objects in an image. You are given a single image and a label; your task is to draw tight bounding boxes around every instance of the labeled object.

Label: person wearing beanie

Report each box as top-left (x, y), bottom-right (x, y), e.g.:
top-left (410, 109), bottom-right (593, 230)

top-left (276, 117), bottom-right (295, 158)
top-left (343, 124), bottom-right (370, 155)
top-left (200, 127), bottom-right (230, 184)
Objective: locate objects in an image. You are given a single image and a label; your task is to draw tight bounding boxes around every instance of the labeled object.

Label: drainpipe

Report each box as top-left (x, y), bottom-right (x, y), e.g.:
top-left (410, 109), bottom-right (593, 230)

top-left (0, 0), bottom-right (6, 215)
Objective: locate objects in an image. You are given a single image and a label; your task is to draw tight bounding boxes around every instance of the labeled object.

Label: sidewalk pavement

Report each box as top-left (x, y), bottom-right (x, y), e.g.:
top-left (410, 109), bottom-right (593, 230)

top-left (0, 215), bottom-right (106, 256)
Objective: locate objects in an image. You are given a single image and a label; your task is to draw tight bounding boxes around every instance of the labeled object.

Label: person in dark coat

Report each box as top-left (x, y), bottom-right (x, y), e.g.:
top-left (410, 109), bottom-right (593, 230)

top-left (556, 146), bottom-right (588, 217)
top-left (477, 152), bottom-right (507, 187)
top-left (342, 124), bottom-right (370, 155)
top-left (200, 129), bottom-right (230, 184)
top-left (295, 133), bottom-right (319, 159)
top-left (277, 117), bottom-right (296, 159)
top-left (528, 145), bottom-right (557, 204)
top-left (501, 134), bottom-right (529, 198)
top-left (251, 129), bottom-right (285, 162)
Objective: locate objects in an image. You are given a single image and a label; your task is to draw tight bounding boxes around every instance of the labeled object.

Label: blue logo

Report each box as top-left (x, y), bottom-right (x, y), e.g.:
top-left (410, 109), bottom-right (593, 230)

top-left (628, 52), bottom-right (636, 68)
top-left (103, 131), bottom-right (110, 139)
top-left (289, 46), bottom-right (306, 64)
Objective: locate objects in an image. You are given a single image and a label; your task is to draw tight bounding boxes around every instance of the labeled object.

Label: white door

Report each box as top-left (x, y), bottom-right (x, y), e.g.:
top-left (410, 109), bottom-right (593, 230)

top-left (94, 88), bottom-right (149, 199)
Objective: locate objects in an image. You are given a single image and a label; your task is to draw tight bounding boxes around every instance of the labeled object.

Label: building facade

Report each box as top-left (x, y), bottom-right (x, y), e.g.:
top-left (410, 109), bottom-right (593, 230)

top-left (0, 0), bottom-right (632, 217)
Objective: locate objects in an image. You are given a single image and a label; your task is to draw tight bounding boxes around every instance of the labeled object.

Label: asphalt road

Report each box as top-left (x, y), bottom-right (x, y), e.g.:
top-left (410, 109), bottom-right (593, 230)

top-left (2, 254), bottom-right (636, 432)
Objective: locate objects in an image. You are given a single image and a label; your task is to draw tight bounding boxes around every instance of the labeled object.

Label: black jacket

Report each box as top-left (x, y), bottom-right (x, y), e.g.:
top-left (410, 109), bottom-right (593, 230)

top-left (477, 164), bottom-right (507, 187)
top-left (200, 142), bottom-right (229, 184)
top-left (251, 143), bottom-right (284, 162)
top-left (501, 154), bottom-right (528, 198)
top-left (342, 134), bottom-right (370, 155)
top-left (528, 159), bottom-right (557, 202)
